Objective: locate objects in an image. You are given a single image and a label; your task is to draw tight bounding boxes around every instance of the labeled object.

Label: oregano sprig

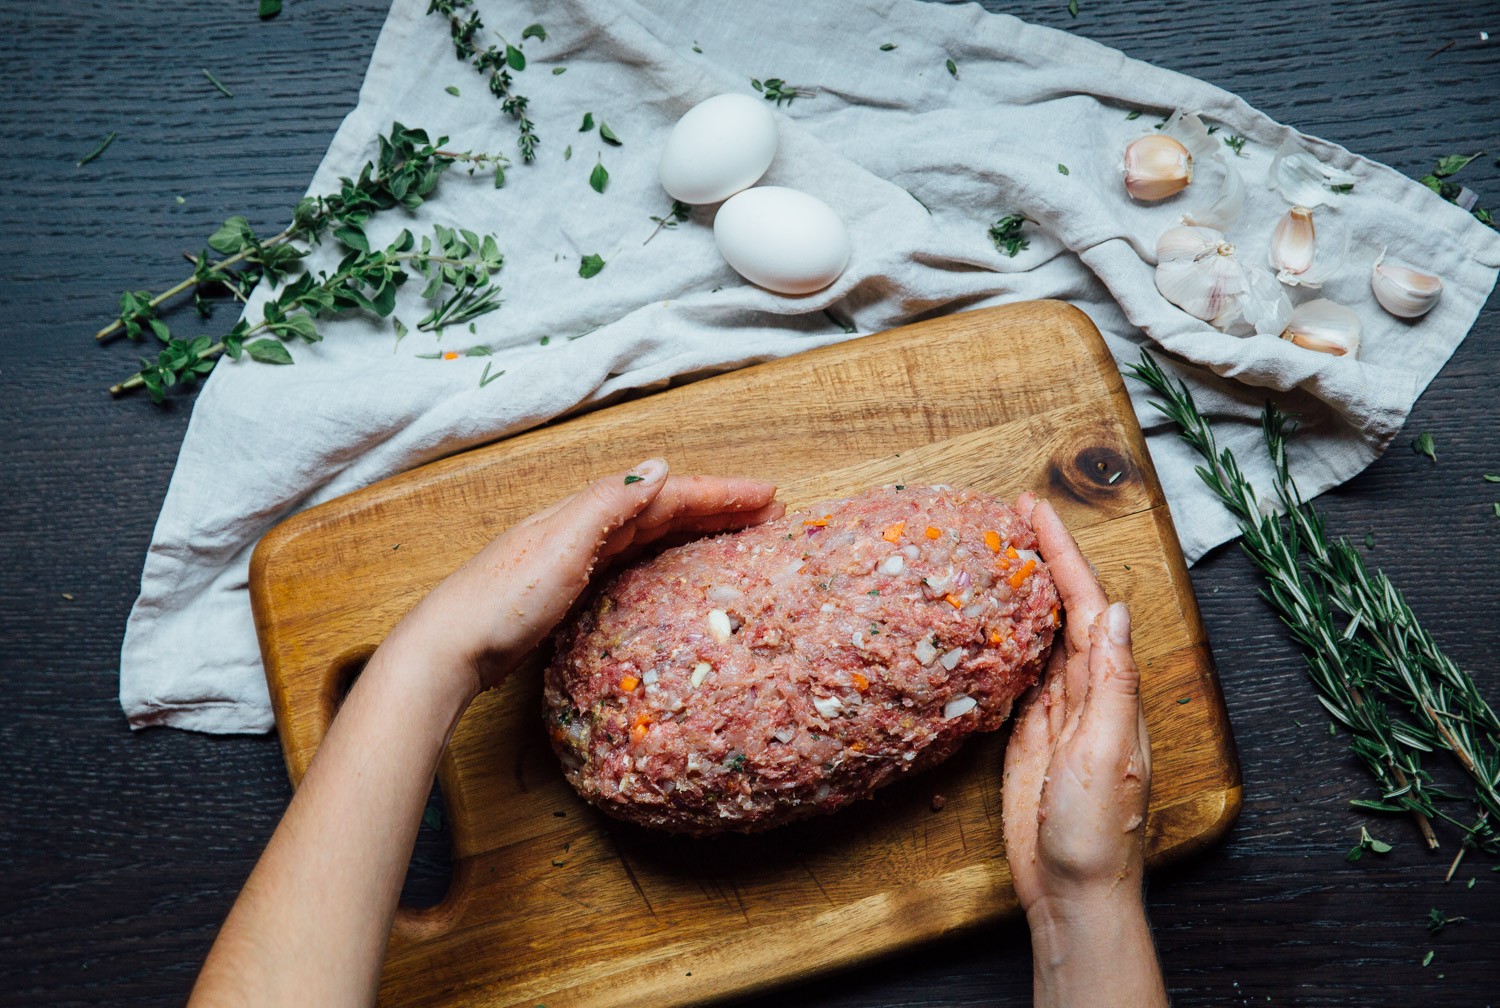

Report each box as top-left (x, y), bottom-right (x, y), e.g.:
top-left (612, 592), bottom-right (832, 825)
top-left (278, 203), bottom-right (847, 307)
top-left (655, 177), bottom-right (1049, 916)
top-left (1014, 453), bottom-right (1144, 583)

top-left (113, 226), bottom-right (504, 402)
top-left (94, 123), bottom-right (505, 344)
top-left (428, 0), bottom-right (544, 161)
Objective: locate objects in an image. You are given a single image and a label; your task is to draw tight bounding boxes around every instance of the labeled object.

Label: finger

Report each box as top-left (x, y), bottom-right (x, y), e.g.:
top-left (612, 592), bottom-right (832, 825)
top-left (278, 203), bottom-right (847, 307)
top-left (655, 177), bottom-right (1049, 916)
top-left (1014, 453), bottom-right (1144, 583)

top-left (600, 502), bottom-right (788, 566)
top-left (1044, 651), bottom-right (1069, 743)
top-left (1076, 602), bottom-right (1144, 752)
top-left (1014, 491), bottom-right (1037, 522)
top-left (1001, 682), bottom-right (1051, 836)
top-left (630, 474), bottom-right (779, 529)
top-left (1031, 499), bottom-right (1107, 654)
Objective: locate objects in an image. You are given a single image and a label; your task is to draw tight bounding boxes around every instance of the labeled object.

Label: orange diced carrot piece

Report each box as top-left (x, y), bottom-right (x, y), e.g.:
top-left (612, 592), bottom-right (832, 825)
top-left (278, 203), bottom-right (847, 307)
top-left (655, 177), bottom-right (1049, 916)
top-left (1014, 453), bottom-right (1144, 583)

top-left (619, 675), bottom-right (640, 692)
top-left (882, 521), bottom-right (906, 543)
top-left (1007, 559), bottom-right (1037, 589)
top-left (630, 724), bottom-right (648, 744)
top-left (442, 351), bottom-right (460, 360)
top-left (924, 526), bottom-right (941, 539)
top-left (983, 530), bottom-right (1002, 553)
top-left (988, 630), bottom-right (1005, 646)
top-left (1006, 546), bottom-right (1020, 560)
top-left (944, 593), bottom-right (963, 609)
top-left (851, 672), bottom-right (869, 692)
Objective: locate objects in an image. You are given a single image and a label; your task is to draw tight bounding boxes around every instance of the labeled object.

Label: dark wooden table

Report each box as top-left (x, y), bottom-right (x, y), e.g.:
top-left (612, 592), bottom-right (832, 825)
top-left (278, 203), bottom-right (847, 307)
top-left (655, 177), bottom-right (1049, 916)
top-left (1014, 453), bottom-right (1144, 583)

top-left (3, 1), bottom-right (1497, 1004)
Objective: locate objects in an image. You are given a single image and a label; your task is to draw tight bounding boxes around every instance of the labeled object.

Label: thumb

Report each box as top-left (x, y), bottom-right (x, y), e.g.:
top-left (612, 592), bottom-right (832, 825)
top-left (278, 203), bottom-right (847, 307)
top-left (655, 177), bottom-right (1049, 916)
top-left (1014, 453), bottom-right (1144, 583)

top-left (573, 458), bottom-right (670, 538)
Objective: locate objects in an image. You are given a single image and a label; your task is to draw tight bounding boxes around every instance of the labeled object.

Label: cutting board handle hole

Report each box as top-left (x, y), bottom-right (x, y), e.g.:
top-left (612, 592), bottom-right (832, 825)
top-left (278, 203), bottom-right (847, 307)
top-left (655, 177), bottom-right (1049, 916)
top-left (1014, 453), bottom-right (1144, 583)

top-left (401, 778), bottom-right (455, 910)
top-left (322, 648), bottom-right (377, 725)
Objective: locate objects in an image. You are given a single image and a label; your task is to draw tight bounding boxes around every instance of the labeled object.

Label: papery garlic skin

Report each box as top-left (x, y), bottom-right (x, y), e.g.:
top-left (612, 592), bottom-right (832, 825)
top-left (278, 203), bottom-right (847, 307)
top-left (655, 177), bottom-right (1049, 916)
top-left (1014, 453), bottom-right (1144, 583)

top-left (1281, 298), bottom-right (1361, 357)
top-left (1154, 225), bottom-right (1291, 334)
top-left (1124, 134), bottom-right (1192, 200)
top-left (1160, 110), bottom-right (1245, 230)
top-left (1271, 207), bottom-right (1316, 276)
top-left (1267, 137), bottom-right (1358, 207)
top-left (1371, 248), bottom-right (1442, 318)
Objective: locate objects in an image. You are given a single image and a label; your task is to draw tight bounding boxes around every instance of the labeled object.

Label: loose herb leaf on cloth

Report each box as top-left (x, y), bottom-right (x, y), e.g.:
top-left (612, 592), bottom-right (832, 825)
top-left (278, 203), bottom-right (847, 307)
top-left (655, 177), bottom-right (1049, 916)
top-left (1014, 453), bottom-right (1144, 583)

top-left (589, 158), bottom-right (608, 193)
top-left (578, 253), bottom-right (605, 278)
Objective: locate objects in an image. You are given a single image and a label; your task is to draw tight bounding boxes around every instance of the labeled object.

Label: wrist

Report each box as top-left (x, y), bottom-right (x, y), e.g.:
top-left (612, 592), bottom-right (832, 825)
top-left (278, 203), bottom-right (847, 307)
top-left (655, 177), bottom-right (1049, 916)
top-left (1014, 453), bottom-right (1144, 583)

top-left (367, 624), bottom-right (483, 719)
top-left (1026, 884), bottom-right (1149, 952)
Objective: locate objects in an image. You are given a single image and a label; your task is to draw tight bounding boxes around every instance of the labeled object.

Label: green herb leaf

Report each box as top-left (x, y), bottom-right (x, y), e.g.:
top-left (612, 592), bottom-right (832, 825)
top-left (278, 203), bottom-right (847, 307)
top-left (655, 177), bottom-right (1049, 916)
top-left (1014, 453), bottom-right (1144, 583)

top-left (1421, 950), bottom-right (1434, 967)
top-left (1224, 134), bottom-right (1248, 157)
top-left (1433, 152), bottom-right (1483, 178)
top-left (1492, 503), bottom-right (1500, 519)
top-left (521, 23), bottom-right (546, 42)
top-left (987, 214), bottom-right (1030, 257)
top-left (505, 45), bottom-right (526, 71)
top-left (1363, 531), bottom-right (1375, 549)
top-left (552, 66), bottom-right (566, 75)
top-left (589, 159), bottom-right (608, 194)
top-left (445, 85), bottom-right (461, 97)
top-left (464, 344), bottom-right (492, 357)
top-left (203, 69), bottom-right (235, 97)
top-left (1057, 163), bottom-right (1070, 175)
top-left (1067, 0), bottom-right (1079, 16)
top-left (493, 163), bottom-right (505, 187)
top-left (579, 253), bottom-right (605, 278)
top-left (1414, 432), bottom-right (1437, 462)
top-left (1330, 182), bottom-right (1354, 194)
top-left (880, 43), bottom-right (897, 51)
top-left (244, 338), bottom-right (293, 365)
top-left (692, 42), bottom-right (703, 53)
top-left (945, 58), bottom-right (958, 78)
top-left (207, 216), bottom-right (253, 255)
top-left (624, 474), bottom-right (644, 485)
top-left (599, 121), bottom-right (621, 146)
top-left (75, 131), bottom-right (116, 168)
top-left (478, 361), bottom-right (506, 387)
top-left (1483, 474), bottom-right (1500, 482)
top-left (579, 112), bottom-right (595, 132)
top-left (1125, 110), bottom-right (1142, 120)
top-left (258, 0), bottom-right (281, 19)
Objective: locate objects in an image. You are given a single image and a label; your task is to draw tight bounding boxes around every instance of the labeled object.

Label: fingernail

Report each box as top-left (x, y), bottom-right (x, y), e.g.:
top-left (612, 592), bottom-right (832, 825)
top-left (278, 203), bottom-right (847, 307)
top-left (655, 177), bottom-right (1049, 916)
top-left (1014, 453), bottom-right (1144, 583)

top-left (629, 457), bottom-right (668, 486)
top-left (1106, 602), bottom-right (1131, 645)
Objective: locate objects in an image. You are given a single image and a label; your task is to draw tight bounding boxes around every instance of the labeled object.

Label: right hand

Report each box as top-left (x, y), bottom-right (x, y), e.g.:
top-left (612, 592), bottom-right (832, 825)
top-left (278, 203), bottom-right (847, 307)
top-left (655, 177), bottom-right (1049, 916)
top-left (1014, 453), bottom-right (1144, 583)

top-left (1000, 495), bottom-right (1152, 917)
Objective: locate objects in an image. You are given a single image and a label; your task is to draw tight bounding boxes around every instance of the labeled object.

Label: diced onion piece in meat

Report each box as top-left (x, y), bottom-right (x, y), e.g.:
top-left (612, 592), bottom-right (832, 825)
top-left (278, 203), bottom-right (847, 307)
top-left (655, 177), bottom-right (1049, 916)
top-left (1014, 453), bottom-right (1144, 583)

top-left (820, 603), bottom-right (835, 613)
top-left (642, 668), bottom-right (659, 685)
top-left (914, 639), bottom-right (940, 666)
top-left (940, 647), bottom-right (965, 671)
top-left (878, 555), bottom-right (905, 576)
top-left (707, 584), bottom-right (745, 605)
top-left (944, 694), bottom-right (978, 719)
top-left (962, 603), bottom-right (985, 619)
top-left (772, 727), bottom-right (795, 743)
top-left (690, 662), bottom-right (712, 687)
top-left (813, 696), bottom-right (845, 719)
top-left (1015, 549), bottom-right (1040, 565)
top-left (902, 544), bottom-right (920, 559)
top-left (851, 631), bottom-right (865, 648)
top-left (707, 609), bottom-right (733, 643)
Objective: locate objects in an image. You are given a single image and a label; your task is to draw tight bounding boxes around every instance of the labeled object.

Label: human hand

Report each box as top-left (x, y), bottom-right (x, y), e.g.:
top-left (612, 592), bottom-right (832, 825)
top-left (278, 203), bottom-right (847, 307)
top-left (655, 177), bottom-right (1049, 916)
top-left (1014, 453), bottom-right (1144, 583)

top-left (1001, 494), bottom-right (1151, 920)
top-left (388, 458), bottom-right (782, 696)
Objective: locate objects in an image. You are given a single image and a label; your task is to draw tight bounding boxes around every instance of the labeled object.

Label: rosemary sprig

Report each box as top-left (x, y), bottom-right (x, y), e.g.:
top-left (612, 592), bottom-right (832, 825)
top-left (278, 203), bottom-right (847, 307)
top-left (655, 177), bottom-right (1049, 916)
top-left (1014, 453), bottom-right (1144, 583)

top-left (94, 123), bottom-right (505, 344)
top-left (1129, 352), bottom-right (1500, 857)
top-left (428, 0), bottom-right (543, 161)
top-left (113, 226), bottom-right (503, 402)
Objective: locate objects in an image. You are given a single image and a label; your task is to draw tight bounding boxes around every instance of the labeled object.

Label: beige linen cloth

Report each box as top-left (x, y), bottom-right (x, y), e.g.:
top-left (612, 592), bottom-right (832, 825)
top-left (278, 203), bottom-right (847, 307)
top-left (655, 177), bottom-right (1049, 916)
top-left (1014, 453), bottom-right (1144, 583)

top-left (120, 0), bottom-right (1500, 731)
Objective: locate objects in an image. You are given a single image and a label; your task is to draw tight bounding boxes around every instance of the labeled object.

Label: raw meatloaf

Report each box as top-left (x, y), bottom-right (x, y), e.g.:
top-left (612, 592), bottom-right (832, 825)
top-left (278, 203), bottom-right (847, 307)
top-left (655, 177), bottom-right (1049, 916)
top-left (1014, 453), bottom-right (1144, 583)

top-left (543, 485), bottom-right (1059, 835)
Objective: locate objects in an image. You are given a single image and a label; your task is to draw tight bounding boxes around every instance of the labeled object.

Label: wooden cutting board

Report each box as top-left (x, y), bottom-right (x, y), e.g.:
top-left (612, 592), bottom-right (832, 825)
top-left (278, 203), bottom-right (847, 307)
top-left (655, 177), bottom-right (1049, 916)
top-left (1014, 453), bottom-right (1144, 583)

top-left (250, 301), bottom-right (1240, 1008)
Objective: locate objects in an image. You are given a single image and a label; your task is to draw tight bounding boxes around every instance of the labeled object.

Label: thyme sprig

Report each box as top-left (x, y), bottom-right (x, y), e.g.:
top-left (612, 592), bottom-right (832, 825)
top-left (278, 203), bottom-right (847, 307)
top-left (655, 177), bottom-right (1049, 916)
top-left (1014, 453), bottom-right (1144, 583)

top-left (95, 123), bottom-right (505, 345)
top-left (428, 0), bottom-right (544, 161)
top-left (751, 77), bottom-right (815, 107)
top-left (644, 200), bottom-right (691, 244)
top-left (1129, 352), bottom-right (1500, 858)
top-left (114, 225), bottom-right (503, 402)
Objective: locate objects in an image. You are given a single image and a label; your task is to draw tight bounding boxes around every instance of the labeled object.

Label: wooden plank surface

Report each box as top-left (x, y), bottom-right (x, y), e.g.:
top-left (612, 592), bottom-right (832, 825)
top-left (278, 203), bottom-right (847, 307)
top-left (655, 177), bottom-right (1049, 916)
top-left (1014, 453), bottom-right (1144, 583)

top-left (4, 2), bottom-right (1499, 1006)
top-left (250, 302), bottom-right (1240, 1007)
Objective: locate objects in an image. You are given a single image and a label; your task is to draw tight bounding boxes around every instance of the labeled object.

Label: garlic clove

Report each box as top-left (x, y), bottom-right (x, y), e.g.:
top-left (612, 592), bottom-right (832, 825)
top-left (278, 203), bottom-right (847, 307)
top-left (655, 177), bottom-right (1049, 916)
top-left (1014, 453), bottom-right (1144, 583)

top-left (1124, 134), bottom-right (1193, 200)
top-left (1271, 207), bottom-right (1316, 276)
top-left (1281, 298), bottom-right (1361, 357)
top-left (1267, 136), bottom-right (1358, 208)
top-left (1155, 224), bottom-right (1225, 262)
top-left (1371, 247), bottom-right (1442, 318)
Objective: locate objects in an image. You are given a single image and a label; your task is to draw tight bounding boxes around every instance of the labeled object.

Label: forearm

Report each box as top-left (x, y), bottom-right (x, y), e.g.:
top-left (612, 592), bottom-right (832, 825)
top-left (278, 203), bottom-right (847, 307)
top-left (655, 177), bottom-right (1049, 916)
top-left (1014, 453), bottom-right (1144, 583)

top-left (1026, 890), bottom-right (1168, 1008)
top-left (190, 635), bottom-right (478, 1008)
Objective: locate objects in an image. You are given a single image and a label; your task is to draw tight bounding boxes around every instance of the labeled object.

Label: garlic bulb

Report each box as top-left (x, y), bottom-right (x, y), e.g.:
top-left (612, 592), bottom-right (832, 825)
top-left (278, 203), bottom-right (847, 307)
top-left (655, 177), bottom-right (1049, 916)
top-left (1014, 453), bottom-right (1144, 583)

top-left (1281, 298), bottom-right (1361, 357)
top-left (1267, 136), bottom-right (1358, 208)
top-left (1371, 247), bottom-right (1442, 318)
top-left (1155, 225), bottom-right (1291, 335)
top-left (1268, 206), bottom-right (1347, 288)
top-left (1124, 134), bottom-right (1192, 200)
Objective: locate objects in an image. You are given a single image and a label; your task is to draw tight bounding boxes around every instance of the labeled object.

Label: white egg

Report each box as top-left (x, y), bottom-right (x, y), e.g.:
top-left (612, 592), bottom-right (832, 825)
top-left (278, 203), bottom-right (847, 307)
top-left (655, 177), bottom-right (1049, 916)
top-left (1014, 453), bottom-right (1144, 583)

top-left (658, 93), bottom-right (778, 205)
top-left (713, 186), bottom-right (850, 295)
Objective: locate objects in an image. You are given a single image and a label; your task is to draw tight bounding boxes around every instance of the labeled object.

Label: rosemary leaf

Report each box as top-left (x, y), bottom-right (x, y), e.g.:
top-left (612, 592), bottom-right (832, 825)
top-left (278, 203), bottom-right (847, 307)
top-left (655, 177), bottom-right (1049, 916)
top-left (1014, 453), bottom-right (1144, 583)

top-left (203, 69), bottom-right (235, 98)
top-left (76, 131), bottom-right (116, 168)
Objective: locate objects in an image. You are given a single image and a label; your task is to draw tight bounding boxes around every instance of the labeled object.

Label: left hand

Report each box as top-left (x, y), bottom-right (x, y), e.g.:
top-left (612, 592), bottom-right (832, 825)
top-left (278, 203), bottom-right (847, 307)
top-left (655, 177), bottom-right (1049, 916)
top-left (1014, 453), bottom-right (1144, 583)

top-left (388, 458), bottom-right (783, 694)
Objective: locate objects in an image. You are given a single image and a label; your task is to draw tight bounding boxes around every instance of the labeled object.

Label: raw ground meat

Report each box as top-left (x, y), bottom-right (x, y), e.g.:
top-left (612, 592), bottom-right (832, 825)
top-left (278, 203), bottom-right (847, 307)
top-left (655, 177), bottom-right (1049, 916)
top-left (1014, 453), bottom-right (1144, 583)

top-left (542, 484), bottom-right (1059, 835)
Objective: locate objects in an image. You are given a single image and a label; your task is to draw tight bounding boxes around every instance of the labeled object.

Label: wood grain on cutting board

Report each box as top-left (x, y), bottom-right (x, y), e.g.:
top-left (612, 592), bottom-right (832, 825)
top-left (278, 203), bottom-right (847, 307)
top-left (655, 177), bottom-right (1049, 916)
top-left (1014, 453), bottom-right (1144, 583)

top-left (249, 301), bottom-right (1240, 1008)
